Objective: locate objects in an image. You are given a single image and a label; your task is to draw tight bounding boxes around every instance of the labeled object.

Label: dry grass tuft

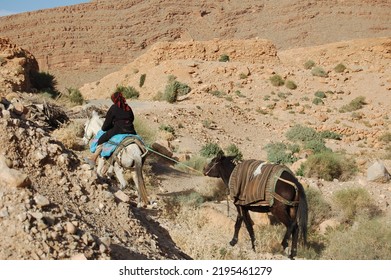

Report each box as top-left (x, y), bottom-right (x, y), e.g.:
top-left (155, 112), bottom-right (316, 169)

top-left (52, 120), bottom-right (85, 150)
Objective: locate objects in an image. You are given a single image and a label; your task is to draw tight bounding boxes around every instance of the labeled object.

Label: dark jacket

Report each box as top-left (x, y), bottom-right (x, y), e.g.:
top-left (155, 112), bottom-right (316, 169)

top-left (97, 104), bottom-right (137, 145)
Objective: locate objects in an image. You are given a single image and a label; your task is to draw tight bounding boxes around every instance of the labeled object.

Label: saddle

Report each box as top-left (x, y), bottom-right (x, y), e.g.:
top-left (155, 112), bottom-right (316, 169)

top-left (106, 136), bottom-right (148, 167)
top-left (90, 130), bottom-right (148, 167)
top-left (228, 160), bottom-right (295, 207)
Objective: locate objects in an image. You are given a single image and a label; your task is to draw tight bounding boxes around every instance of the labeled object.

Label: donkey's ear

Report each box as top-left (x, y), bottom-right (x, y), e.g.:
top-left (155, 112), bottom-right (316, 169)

top-left (216, 150), bottom-right (225, 160)
top-left (232, 156), bottom-right (241, 165)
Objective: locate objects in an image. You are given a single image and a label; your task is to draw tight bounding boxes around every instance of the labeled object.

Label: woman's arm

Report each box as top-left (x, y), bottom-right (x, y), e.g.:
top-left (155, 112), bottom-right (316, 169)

top-left (101, 106), bottom-right (115, 131)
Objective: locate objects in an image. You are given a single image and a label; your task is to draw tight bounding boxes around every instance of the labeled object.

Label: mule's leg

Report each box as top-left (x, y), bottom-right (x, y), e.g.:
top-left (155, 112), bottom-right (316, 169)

top-left (242, 208), bottom-right (257, 251)
top-left (271, 205), bottom-right (295, 257)
top-left (290, 222), bottom-right (299, 259)
top-left (96, 157), bottom-right (105, 177)
top-left (230, 206), bottom-right (243, 247)
top-left (113, 163), bottom-right (127, 189)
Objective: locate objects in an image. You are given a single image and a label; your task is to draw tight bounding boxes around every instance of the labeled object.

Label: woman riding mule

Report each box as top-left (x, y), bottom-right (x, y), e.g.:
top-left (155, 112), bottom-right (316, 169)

top-left (203, 153), bottom-right (308, 259)
top-left (83, 92), bottom-right (149, 207)
top-left (86, 91), bottom-right (137, 166)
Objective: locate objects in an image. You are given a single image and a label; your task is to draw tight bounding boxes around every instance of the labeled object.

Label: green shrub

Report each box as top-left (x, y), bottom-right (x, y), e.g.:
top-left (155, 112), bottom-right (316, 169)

top-left (139, 74), bottom-right (146, 87)
top-left (318, 130), bottom-right (342, 140)
top-left (285, 125), bottom-right (341, 154)
top-left (264, 142), bottom-right (296, 164)
top-left (312, 97), bottom-right (324, 105)
top-left (211, 90), bottom-right (225, 98)
top-left (40, 91), bottom-right (57, 100)
top-left (305, 188), bottom-right (332, 230)
top-left (322, 216), bottom-right (391, 260)
top-left (269, 74), bottom-right (285, 87)
top-left (134, 118), bottom-right (156, 145)
top-left (163, 83), bottom-right (178, 103)
top-left (174, 81), bottom-right (191, 96)
top-left (239, 73), bottom-right (248, 79)
top-left (202, 119), bottom-right (213, 129)
top-left (225, 144), bottom-right (243, 161)
top-left (162, 78), bottom-right (191, 103)
top-left (115, 85), bottom-right (139, 99)
top-left (277, 92), bottom-right (291, 99)
top-left (285, 80), bottom-right (297, 90)
top-left (314, 91), bottom-right (326, 98)
top-left (303, 139), bottom-right (331, 154)
top-left (286, 124), bottom-right (319, 143)
top-left (175, 156), bottom-right (208, 175)
top-left (339, 96), bottom-right (366, 112)
top-left (200, 143), bottom-right (223, 158)
top-left (304, 60), bottom-right (316, 69)
top-left (379, 132), bottom-right (391, 143)
top-left (31, 71), bottom-right (57, 95)
top-left (302, 151), bottom-right (357, 181)
top-left (256, 108), bottom-right (268, 115)
top-left (159, 124), bottom-right (175, 134)
top-left (311, 67), bottom-right (328, 77)
top-left (219, 54), bottom-right (230, 62)
top-left (235, 90), bottom-right (246, 98)
top-left (332, 187), bottom-right (380, 222)
top-left (66, 87), bottom-right (84, 105)
top-left (288, 143), bottom-right (301, 154)
top-left (334, 63), bottom-right (346, 73)
top-left (165, 190), bottom-right (205, 210)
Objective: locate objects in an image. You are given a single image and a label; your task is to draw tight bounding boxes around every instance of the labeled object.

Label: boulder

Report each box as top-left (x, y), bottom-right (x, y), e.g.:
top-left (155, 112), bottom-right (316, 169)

top-left (367, 160), bottom-right (391, 183)
top-left (0, 154), bottom-right (31, 188)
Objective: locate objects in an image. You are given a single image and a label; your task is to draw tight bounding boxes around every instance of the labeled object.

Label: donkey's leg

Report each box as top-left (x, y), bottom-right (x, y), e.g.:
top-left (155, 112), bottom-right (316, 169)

top-left (271, 205), bottom-right (295, 255)
top-left (113, 163), bottom-right (127, 189)
top-left (290, 222), bottom-right (299, 259)
top-left (242, 208), bottom-right (257, 251)
top-left (96, 157), bottom-right (105, 177)
top-left (288, 205), bottom-right (299, 259)
top-left (230, 206), bottom-right (244, 246)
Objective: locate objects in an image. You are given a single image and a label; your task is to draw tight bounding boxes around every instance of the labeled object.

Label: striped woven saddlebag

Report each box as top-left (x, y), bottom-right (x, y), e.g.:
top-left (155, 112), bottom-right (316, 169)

top-left (228, 160), bottom-right (294, 207)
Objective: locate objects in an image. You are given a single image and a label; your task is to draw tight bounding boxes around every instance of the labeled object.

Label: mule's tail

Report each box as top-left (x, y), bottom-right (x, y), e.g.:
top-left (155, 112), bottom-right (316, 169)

top-left (136, 164), bottom-right (149, 205)
top-left (295, 179), bottom-right (308, 245)
top-left (135, 161), bottom-right (149, 206)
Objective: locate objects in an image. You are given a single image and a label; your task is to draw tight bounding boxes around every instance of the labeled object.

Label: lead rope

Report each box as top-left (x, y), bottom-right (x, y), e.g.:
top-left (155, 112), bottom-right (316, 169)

top-left (227, 194), bottom-right (230, 217)
top-left (147, 146), bottom-right (234, 217)
top-left (145, 146), bottom-right (204, 175)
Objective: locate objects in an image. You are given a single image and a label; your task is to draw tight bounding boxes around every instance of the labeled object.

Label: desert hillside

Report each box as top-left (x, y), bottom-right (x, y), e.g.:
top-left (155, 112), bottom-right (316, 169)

top-left (0, 0), bottom-right (391, 261)
top-left (0, 0), bottom-right (390, 90)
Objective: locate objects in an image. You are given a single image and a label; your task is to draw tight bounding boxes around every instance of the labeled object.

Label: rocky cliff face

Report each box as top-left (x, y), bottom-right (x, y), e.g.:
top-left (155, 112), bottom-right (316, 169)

top-left (0, 37), bottom-right (39, 96)
top-left (0, 0), bottom-right (390, 89)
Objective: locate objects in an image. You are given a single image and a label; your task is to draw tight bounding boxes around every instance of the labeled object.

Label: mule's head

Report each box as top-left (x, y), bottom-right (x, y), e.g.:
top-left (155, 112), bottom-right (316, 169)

top-left (82, 118), bottom-right (93, 145)
top-left (203, 153), bottom-right (225, 178)
top-left (82, 111), bottom-right (100, 145)
top-left (203, 153), bottom-right (239, 178)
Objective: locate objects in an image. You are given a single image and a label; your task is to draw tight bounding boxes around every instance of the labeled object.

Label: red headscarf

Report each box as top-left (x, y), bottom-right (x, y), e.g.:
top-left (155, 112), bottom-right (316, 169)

top-left (111, 92), bottom-right (131, 111)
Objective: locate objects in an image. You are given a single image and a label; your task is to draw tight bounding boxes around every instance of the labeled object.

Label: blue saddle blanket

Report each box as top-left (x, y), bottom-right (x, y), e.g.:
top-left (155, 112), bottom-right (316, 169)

top-left (90, 130), bottom-right (145, 158)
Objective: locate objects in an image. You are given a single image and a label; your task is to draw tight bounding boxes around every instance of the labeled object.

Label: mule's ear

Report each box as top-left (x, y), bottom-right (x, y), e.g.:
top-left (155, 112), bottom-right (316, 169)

top-left (232, 156), bottom-right (241, 165)
top-left (216, 150), bottom-right (225, 160)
